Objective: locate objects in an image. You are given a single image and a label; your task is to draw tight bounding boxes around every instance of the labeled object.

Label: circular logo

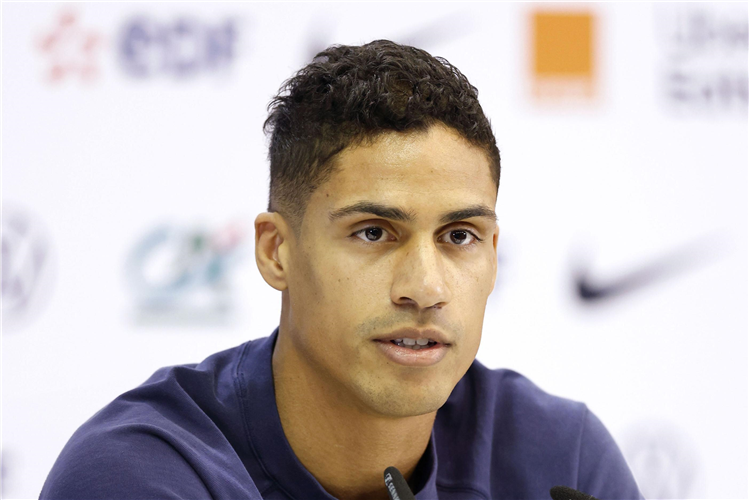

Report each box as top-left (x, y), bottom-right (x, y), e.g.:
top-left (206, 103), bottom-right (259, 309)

top-left (620, 419), bottom-right (704, 499)
top-left (2, 205), bottom-right (56, 332)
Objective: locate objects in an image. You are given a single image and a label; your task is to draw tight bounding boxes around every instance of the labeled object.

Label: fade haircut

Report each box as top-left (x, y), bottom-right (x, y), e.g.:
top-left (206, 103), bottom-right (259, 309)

top-left (263, 39), bottom-right (501, 231)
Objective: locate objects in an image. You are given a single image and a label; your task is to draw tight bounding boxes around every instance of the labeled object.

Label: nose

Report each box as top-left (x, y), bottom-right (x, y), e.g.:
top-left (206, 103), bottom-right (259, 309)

top-left (391, 237), bottom-right (452, 310)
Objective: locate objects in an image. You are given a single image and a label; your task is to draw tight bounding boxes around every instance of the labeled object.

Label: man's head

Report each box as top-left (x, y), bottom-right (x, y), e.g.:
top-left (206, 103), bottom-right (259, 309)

top-left (264, 39), bottom-right (500, 231)
top-left (256, 40), bottom-right (501, 419)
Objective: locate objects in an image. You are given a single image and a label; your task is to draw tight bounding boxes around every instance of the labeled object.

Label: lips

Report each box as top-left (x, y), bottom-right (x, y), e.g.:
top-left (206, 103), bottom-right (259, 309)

top-left (372, 328), bottom-right (452, 367)
top-left (373, 328), bottom-right (452, 346)
top-left (374, 338), bottom-right (449, 367)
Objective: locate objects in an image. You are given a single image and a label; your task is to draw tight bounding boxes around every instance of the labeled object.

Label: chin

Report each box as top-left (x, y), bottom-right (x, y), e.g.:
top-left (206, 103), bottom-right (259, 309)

top-left (361, 383), bottom-right (451, 418)
top-left (381, 397), bottom-right (447, 418)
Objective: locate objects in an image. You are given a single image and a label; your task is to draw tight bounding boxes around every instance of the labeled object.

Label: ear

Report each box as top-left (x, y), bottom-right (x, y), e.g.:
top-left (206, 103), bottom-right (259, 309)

top-left (255, 212), bottom-right (292, 291)
top-left (490, 223), bottom-right (500, 293)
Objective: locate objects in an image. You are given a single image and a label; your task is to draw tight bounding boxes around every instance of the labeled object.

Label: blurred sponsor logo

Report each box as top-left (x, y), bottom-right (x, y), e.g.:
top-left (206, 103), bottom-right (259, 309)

top-left (656, 4), bottom-right (747, 115)
top-left (396, 11), bottom-right (476, 54)
top-left (125, 222), bottom-right (247, 326)
top-left (119, 17), bottom-right (237, 78)
top-left (0, 448), bottom-right (10, 498)
top-left (531, 10), bottom-right (597, 101)
top-left (36, 10), bottom-right (240, 84)
top-left (572, 233), bottom-right (725, 305)
top-left (620, 420), bottom-right (704, 499)
top-left (36, 10), bottom-right (103, 83)
top-left (1, 205), bottom-right (56, 332)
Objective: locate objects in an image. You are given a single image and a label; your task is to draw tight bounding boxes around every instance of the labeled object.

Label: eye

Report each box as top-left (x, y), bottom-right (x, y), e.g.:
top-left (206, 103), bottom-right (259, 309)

top-left (439, 229), bottom-right (482, 246)
top-left (353, 226), bottom-right (393, 242)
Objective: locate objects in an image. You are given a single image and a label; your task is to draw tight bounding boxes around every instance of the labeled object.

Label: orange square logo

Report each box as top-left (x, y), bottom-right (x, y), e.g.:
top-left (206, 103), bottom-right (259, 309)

top-left (531, 11), bottom-right (597, 100)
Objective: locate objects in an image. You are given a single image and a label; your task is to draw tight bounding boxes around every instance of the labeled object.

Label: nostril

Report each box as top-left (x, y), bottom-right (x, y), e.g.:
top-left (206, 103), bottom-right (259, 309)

top-left (394, 296), bottom-right (418, 307)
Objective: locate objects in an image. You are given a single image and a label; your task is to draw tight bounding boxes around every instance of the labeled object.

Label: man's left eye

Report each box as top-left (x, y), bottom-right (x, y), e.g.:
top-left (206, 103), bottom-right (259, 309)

top-left (440, 230), bottom-right (479, 246)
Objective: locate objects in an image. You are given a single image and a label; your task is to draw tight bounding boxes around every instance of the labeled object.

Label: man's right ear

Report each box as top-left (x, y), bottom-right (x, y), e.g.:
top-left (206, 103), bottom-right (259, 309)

top-left (254, 212), bottom-right (292, 291)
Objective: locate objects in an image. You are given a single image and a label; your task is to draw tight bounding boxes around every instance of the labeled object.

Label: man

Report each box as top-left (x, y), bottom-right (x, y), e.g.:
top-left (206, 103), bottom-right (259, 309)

top-left (41, 41), bottom-right (642, 500)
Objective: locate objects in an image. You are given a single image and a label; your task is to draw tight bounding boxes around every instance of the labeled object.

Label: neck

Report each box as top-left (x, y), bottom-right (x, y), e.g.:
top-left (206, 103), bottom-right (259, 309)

top-left (272, 324), bottom-right (436, 500)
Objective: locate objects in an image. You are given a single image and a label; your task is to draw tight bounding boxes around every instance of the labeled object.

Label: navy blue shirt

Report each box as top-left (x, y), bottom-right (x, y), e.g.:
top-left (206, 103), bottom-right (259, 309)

top-left (41, 330), bottom-right (643, 500)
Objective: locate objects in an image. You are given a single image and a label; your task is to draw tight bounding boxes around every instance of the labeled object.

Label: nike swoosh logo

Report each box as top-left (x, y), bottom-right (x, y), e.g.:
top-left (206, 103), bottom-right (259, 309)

top-left (396, 11), bottom-right (475, 49)
top-left (573, 235), bottom-right (725, 303)
top-left (303, 11), bottom-right (473, 63)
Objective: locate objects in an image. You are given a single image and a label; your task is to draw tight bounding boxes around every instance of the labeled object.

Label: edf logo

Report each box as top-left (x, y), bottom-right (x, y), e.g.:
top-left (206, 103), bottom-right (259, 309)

top-left (119, 17), bottom-right (237, 78)
top-left (37, 10), bottom-right (239, 83)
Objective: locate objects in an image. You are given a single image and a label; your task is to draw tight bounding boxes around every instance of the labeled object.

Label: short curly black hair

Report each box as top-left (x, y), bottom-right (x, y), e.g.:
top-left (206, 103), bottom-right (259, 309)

top-left (264, 39), bottom-right (500, 230)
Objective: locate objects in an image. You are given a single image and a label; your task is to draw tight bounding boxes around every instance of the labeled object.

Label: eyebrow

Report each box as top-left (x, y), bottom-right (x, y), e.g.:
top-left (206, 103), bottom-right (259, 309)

top-left (328, 201), bottom-right (497, 225)
top-left (329, 202), bottom-right (415, 222)
top-left (439, 205), bottom-right (497, 225)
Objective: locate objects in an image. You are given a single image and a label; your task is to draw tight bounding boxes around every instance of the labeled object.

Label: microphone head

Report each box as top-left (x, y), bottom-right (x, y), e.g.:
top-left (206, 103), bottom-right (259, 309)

top-left (549, 485), bottom-right (599, 500)
top-left (383, 466), bottom-right (416, 500)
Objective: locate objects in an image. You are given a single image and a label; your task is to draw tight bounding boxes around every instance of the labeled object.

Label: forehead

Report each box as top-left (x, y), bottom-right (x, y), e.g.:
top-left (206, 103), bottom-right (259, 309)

top-left (310, 125), bottom-right (497, 220)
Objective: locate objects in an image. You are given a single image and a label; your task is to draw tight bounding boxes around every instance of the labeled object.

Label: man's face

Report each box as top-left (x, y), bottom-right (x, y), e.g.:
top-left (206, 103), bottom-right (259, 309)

top-left (282, 123), bottom-right (499, 418)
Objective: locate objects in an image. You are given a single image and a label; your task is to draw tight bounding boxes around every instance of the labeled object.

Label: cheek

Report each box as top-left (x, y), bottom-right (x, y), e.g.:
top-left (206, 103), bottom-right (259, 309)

top-left (325, 257), bottom-right (393, 324)
top-left (291, 247), bottom-right (388, 326)
top-left (449, 253), bottom-right (496, 299)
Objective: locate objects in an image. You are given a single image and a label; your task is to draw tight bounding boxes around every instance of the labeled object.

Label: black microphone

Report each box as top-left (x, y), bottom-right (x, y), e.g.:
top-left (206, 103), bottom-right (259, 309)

top-left (550, 485), bottom-right (600, 500)
top-left (383, 466), bottom-right (416, 500)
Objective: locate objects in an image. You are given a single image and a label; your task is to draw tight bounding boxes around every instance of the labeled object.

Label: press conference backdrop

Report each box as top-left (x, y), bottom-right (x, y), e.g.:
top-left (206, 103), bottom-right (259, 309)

top-left (2, 2), bottom-right (747, 499)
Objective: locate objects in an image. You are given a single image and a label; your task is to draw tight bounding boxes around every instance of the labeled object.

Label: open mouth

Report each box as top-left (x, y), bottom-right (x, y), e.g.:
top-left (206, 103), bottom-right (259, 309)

top-left (374, 337), bottom-right (449, 366)
top-left (389, 339), bottom-right (439, 350)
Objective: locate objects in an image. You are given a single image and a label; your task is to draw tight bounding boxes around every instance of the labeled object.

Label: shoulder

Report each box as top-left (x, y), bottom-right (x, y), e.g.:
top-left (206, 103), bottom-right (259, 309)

top-left (440, 361), bottom-right (588, 434)
top-left (435, 361), bottom-right (642, 500)
top-left (437, 362), bottom-right (590, 467)
top-left (41, 340), bottom-right (262, 500)
top-left (40, 419), bottom-right (213, 500)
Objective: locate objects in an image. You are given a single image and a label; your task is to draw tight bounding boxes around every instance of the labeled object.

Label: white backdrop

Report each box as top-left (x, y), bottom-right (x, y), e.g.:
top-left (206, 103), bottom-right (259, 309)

top-left (2, 3), bottom-right (747, 499)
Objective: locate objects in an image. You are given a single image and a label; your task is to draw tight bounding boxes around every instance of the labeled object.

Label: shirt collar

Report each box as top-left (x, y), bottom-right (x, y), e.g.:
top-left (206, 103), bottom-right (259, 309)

top-left (239, 328), bottom-right (440, 500)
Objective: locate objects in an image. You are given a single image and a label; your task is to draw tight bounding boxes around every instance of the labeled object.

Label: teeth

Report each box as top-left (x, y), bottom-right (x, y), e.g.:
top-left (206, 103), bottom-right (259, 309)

top-left (390, 338), bottom-right (437, 350)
